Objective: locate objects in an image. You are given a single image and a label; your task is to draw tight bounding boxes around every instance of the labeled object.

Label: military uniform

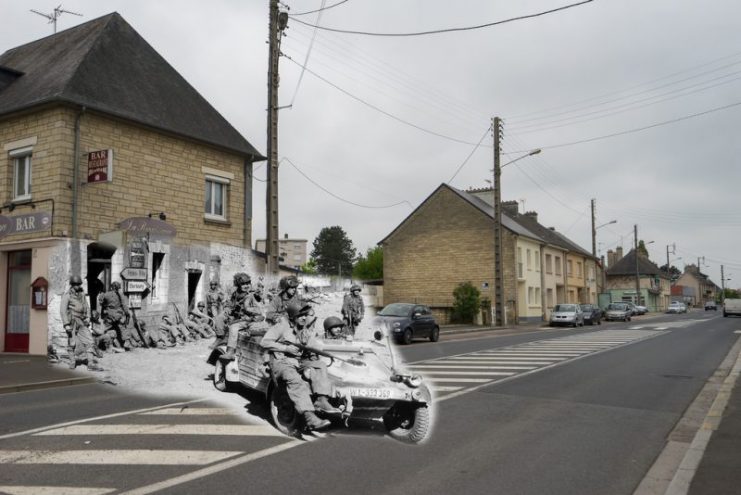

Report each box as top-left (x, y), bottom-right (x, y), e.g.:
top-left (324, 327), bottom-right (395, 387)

top-left (99, 287), bottom-right (139, 349)
top-left (341, 287), bottom-right (365, 334)
top-left (206, 284), bottom-right (226, 318)
top-left (60, 284), bottom-right (100, 370)
top-left (224, 288), bottom-right (263, 349)
top-left (261, 318), bottom-right (332, 414)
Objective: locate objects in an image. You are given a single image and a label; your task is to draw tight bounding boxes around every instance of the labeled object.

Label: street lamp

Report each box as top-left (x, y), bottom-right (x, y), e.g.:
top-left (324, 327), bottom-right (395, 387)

top-left (492, 115), bottom-right (541, 326)
top-left (634, 230), bottom-right (654, 307)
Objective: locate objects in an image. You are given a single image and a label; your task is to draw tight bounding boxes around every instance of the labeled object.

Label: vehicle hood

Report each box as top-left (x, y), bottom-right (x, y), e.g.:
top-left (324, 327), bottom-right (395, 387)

top-left (551, 311), bottom-right (577, 318)
top-left (373, 315), bottom-right (409, 327)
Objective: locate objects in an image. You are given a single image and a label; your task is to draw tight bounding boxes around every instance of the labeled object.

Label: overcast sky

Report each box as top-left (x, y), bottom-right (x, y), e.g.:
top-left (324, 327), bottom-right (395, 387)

top-left (2, 0), bottom-right (739, 287)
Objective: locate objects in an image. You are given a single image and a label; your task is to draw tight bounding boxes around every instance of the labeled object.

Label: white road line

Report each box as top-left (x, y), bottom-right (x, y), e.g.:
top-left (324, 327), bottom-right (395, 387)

top-left (410, 365), bottom-right (536, 370)
top-left (441, 360), bottom-right (558, 365)
top-left (0, 487), bottom-right (114, 495)
top-left (34, 424), bottom-right (284, 437)
top-left (428, 378), bottom-right (492, 383)
top-left (140, 408), bottom-right (234, 416)
top-left (0, 399), bottom-right (206, 441)
top-left (447, 356), bottom-right (558, 361)
top-left (430, 386), bottom-right (463, 392)
top-left (416, 371), bottom-right (514, 376)
top-left (0, 450), bottom-right (243, 465)
top-left (117, 441), bottom-right (305, 495)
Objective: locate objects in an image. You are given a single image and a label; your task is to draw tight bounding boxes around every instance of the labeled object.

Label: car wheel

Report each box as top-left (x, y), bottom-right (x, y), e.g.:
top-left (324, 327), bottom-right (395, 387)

top-left (402, 328), bottom-right (413, 345)
top-left (597, 318), bottom-right (602, 325)
top-left (429, 326), bottom-right (440, 343)
top-left (383, 403), bottom-right (431, 444)
top-left (268, 384), bottom-right (300, 437)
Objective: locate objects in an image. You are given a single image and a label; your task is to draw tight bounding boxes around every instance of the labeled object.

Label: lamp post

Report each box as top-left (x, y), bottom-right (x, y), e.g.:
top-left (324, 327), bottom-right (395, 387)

top-left (721, 265), bottom-right (731, 304)
top-left (633, 227), bottom-right (654, 306)
top-left (492, 115), bottom-right (540, 326)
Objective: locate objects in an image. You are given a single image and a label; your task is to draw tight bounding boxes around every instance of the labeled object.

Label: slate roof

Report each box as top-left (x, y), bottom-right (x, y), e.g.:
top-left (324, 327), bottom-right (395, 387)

top-left (0, 13), bottom-right (264, 160)
top-left (605, 249), bottom-right (668, 277)
top-left (378, 183), bottom-right (592, 257)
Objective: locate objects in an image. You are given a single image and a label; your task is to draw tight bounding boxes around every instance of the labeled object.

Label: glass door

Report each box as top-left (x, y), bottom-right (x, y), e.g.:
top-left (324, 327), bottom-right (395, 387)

top-left (5, 250), bottom-right (31, 353)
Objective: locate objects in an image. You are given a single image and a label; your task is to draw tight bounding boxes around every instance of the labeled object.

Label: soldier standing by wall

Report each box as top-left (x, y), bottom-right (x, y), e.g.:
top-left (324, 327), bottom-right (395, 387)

top-left (206, 280), bottom-right (226, 318)
top-left (99, 281), bottom-right (139, 350)
top-left (341, 284), bottom-right (365, 335)
top-left (220, 273), bottom-right (264, 360)
top-left (60, 275), bottom-right (102, 371)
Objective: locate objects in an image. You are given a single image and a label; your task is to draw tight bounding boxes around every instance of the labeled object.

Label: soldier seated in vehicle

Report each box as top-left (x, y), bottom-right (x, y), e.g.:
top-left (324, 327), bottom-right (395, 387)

top-left (323, 316), bottom-right (351, 340)
top-left (261, 302), bottom-right (340, 430)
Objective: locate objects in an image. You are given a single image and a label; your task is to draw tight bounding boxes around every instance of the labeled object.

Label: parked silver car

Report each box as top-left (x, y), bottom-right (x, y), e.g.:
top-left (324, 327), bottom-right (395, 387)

top-left (549, 303), bottom-right (584, 327)
top-left (604, 302), bottom-right (632, 322)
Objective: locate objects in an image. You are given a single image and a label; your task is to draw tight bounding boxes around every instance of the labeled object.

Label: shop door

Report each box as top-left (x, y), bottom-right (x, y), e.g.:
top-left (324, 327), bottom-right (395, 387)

top-left (5, 250), bottom-right (32, 353)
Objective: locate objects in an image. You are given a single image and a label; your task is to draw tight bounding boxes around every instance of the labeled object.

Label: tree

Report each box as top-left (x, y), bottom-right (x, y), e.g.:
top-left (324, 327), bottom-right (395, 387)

top-left (637, 240), bottom-right (650, 257)
top-left (310, 226), bottom-right (357, 275)
top-left (300, 258), bottom-right (318, 275)
top-left (722, 288), bottom-right (739, 299)
top-left (451, 282), bottom-right (481, 323)
top-left (353, 246), bottom-right (383, 280)
top-left (659, 263), bottom-right (682, 280)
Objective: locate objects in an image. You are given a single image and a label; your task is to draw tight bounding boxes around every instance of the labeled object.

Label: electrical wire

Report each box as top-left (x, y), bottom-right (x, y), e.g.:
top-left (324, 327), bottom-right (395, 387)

top-left (288, 1), bottom-right (327, 107)
top-left (289, 0), bottom-right (594, 37)
top-left (282, 157), bottom-right (413, 209)
top-left (509, 100), bottom-right (741, 153)
top-left (283, 54), bottom-right (488, 146)
top-left (290, 0), bottom-right (350, 16)
top-left (448, 125), bottom-right (492, 184)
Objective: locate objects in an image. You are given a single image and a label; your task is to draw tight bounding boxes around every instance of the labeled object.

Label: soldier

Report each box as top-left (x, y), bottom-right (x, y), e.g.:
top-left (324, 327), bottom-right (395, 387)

top-left (261, 302), bottom-right (338, 430)
top-left (186, 304), bottom-right (214, 339)
top-left (322, 316), bottom-right (350, 340)
top-left (220, 272), bottom-right (264, 360)
top-left (99, 281), bottom-right (140, 350)
top-left (159, 315), bottom-right (190, 345)
top-left (341, 284), bottom-right (365, 335)
top-left (265, 275), bottom-right (301, 325)
top-left (206, 280), bottom-right (226, 319)
top-left (60, 275), bottom-right (102, 371)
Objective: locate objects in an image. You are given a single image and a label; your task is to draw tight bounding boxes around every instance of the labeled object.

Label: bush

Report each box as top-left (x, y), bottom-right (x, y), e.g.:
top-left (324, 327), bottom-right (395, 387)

top-left (451, 282), bottom-right (481, 323)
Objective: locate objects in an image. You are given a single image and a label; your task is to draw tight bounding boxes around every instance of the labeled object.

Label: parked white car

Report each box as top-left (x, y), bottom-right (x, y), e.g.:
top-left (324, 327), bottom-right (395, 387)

top-left (667, 301), bottom-right (687, 314)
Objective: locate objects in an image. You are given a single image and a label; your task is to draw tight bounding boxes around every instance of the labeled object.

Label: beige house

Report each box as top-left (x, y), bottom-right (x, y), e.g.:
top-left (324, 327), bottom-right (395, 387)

top-left (674, 265), bottom-right (719, 307)
top-left (0, 14), bottom-right (265, 354)
top-left (380, 185), bottom-right (596, 325)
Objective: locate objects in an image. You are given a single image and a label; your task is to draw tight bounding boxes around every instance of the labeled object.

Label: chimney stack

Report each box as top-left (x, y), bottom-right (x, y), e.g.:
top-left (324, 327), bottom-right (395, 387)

top-left (607, 249), bottom-right (615, 267)
top-left (616, 246), bottom-right (623, 261)
top-left (524, 211), bottom-right (538, 222)
top-left (500, 200), bottom-right (519, 215)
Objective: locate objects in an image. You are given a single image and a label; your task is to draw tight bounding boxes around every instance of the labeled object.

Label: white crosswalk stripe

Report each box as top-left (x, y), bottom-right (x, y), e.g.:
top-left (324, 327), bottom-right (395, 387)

top-left (34, 424), bottom-right (284, 437)
top-left (420, 329), bottom-right (667, 400)
top-left (0, 449), bottom-right (243, 465)
top-left (0, 487), bottom-right (115, 495)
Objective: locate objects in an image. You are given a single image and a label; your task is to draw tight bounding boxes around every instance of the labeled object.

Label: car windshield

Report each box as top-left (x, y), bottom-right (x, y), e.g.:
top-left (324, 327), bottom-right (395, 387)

top-left (608, 303), bottom-right (627, 310)
top-left (554, 304), bottom-right (577, 312)
top-left (378, 303), bottom-right (413, 317)
top-left (580, 305), bottom-right (592, 311)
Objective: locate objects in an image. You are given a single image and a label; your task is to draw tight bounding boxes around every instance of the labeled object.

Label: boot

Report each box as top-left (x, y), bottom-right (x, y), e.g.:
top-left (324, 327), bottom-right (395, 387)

top-left (314, 395), bottom-right (341, 414)
top-left (303, 411), bottom-right (331, 430)
top-left (68, 358), bottom-right (76, 370)
top-left (220, 347), bottom-right (236, 361)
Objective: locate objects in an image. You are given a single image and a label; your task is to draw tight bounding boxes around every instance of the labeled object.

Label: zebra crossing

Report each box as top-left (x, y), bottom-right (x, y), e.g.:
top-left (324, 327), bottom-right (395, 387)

top-left (411, 329), bottom-right (667, 401)
top-left (0, 403), bottom-right (303, 495)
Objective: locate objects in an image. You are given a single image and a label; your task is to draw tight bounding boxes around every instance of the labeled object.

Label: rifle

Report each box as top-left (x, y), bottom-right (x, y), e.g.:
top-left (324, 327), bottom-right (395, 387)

top-left (171, 302), bottom-right (185, 326)
top-left (287, 340), bottom-right (366, 367)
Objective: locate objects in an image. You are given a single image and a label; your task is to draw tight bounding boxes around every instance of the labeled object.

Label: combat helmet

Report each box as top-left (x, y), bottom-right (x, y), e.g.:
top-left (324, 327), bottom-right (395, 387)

top-left (286, 302), bottom-right (313, 321)
top-left (69, 275), bottom-right (83, 286)
top-left (323, 316), bottom-right (344, 333)
top-left (233, 272), bottom-right (251, 286)
top-left (279, 275), bottom-right (300, 292)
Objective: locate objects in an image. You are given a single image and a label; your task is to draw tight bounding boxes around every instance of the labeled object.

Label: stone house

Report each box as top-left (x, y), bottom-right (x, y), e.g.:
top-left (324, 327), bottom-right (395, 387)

top-left (604, 248), bottom-right (671, 311)
top-left (674, 265), bottom-right (719, 307)
top-left (0, 13), bottom-right (265, 354)
top-left (380, 184), bottom-right (596, 325)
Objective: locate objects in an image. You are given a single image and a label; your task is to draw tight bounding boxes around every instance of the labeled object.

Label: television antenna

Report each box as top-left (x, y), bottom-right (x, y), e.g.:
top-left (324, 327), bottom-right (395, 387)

top-left (30, 5), bottom-right (83, 33)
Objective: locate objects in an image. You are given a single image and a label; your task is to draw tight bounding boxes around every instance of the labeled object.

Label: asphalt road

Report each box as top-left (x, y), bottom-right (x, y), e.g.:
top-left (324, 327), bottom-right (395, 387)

top-left (0, 310), bottom-right (737, 495)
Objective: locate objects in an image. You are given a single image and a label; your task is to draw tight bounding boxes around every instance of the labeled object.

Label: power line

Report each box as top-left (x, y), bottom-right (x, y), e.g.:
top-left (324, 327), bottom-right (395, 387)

top-left (288, 0), bottom-right (327, 107)
top-left (290, 0), bottom-right (350, 16)
top-left (282, 157), bottom-right (413, 209)
top-left (283, 54), bottom-right (487, 146)
top-left (289, 0), bottom-right (594, 37)
top-left (510, 100), bottom-right (741, 152)
top-left (448, 125), bottom-right (491, 184)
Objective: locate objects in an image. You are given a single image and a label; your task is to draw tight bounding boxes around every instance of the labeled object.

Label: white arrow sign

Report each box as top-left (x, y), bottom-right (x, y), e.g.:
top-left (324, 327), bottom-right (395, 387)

top-left (125, 280), bottom-right (150, 293)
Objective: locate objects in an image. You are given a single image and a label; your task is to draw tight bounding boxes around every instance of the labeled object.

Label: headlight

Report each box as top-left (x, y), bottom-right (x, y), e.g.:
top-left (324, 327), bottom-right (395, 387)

top-left (405, 375), bottom-right (423, 388)
top-left (392, 322), bottom-right (401, 327)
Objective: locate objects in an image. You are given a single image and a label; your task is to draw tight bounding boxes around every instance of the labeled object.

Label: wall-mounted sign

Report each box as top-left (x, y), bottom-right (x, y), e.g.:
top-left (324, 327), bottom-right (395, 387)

top-left (128, 293), bottom-right (142, 309)
top-left (125, 280), bottom-right (150, 293)
top-left (128, 239), bottom-right (146, 269)
top-left (118, 217), bottom-right (176, 237)
top-left (87, 149), bottom-right (113, 183)
top-left (0, 212), bottom-right (52, 238)
top-left (121, 267), bottom-right (147, 280)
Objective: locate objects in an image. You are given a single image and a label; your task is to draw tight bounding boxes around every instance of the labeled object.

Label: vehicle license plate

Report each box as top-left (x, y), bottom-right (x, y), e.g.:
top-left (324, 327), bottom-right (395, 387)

top-left (350, 388), bottom-right (391, 399)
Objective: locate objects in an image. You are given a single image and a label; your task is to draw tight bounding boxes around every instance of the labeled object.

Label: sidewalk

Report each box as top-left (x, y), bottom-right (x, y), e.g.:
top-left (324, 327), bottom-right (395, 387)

top-left (0, 353), bottom-right (96, 395)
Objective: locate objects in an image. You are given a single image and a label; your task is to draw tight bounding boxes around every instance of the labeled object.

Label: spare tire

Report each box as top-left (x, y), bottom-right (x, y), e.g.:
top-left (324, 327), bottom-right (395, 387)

top-left (383, 403), bottom-right (431, 444)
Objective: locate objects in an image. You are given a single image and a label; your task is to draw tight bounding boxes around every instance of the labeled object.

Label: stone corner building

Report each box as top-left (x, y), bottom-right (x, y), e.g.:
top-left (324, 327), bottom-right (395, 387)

top-left (0, 13), bottom-right (265, 355)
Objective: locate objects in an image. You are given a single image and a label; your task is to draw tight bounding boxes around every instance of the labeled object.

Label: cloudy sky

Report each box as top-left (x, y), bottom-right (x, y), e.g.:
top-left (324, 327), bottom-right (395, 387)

top-left (2, 0), bottom-right (739, 286)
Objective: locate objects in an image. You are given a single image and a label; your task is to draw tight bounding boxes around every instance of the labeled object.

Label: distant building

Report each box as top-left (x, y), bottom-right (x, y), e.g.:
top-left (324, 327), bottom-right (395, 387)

top-left (604, 248), bottom-right (671, 311)
top-left (255, 234), bottom-right (307, 270)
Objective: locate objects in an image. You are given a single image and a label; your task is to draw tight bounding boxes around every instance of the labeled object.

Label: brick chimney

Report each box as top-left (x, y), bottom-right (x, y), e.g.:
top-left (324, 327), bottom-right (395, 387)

top-left (616, 246), bottom-right (623, 261)
top-left (501, 200), bottom-right (519, 215)
top-left (607, 249), bottom-right (615, 267)
top-left (524, 211), bottom-right (538, 222)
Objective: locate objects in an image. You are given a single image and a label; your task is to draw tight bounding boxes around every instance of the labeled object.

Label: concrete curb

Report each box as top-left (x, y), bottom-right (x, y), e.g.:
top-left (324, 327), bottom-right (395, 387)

top-left (0, 376), bottom-right (97, 395)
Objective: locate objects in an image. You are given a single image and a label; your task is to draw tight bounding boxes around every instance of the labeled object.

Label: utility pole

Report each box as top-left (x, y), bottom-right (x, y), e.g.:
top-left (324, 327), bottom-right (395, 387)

top-left (634, 224), bottom-right (641, 306)
top-left (591, 198), bottom-right (596, 257)
top-left (492, 117), bottom-right (505, 326)
top-left (721, 265), bottom-right (725, 304)
top-left (666, 243), bottom-right (675, 273)
top-left (266, 0), bottom-right (288, 275)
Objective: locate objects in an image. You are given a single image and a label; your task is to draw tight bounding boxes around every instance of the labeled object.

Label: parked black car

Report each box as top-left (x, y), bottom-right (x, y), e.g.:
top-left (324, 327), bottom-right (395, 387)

top-left (579, 304), bottom-right (602, 325)
top-left (375, 303), bottom-right (440, 345)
